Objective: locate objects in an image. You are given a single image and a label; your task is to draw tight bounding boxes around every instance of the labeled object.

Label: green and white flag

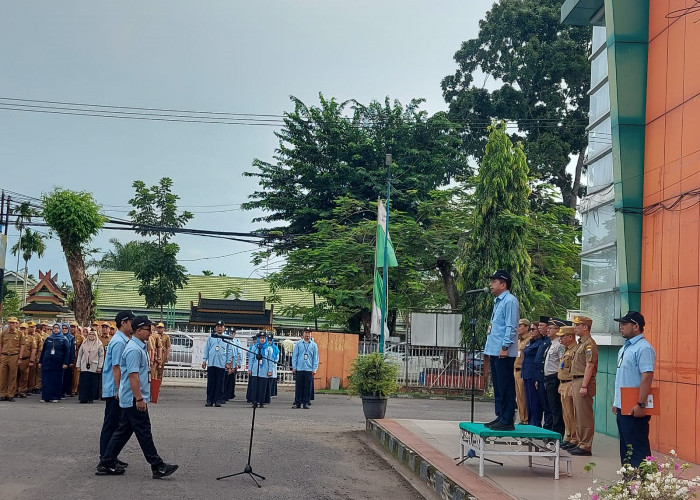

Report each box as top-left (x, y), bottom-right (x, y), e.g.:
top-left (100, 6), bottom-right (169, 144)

top-left (375, 199), bottom-right (398, 268)
top-left (371, 199), bottom-right (397, 336)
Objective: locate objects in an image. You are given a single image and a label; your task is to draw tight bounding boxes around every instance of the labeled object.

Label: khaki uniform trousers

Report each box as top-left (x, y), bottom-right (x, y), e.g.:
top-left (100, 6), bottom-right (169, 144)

top-left (35, 363), bottom-right (43, 390)
top-left (571, 377), bottom-right (596, 451)
top-left (17, 359), bottom-right (31, 394)
top-left (0, 354), bottom-right (19, 398)
top-left (72, 366), bottom-right (81, 394)
top-left (28, 364), bottom-right (37, 392)
top-left (514, 369), bottom-right (527, 423)
top-left (154, 364), bottom-right (164, 380)
top-left (559, 380), bottom-right (578, 445)
top-left (150, 363), bottom-right (159, 381)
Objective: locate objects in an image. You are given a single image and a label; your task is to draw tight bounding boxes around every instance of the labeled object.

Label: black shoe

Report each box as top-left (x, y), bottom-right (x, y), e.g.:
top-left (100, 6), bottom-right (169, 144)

top-left (489, 422), bottom-right (515, 431)
top-left (116, 459), bottom-right (129, 468)
top-left (258, 404), bottom-right (265, 408)
top-left (569, 447), bottom-right (592, 456)
top-left (484, 418), bottom-right (500, 428)
top-left (561, 441), bottom-right (574, 450)
top-left (214, 403), bottom-right (222, 407)
top-left (95, 464), bottom-right (126, 476)
top-left (292, 404), bottom-right (300, 409)
top-left (205, 402), bottom-right (213, 407)
top-left (152, 463), bottom-right (178, 479)
top-left (302, 404), bottom-right (310, 409)
top-left (18, 394), bottom-right (26, 398)
top-left (7, 397), bottom-right (15, 402)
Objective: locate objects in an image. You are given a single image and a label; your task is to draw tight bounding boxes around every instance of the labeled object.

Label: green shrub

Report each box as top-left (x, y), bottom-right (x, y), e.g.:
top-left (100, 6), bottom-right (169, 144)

top-left (347, 352), bottom-right (399, 397)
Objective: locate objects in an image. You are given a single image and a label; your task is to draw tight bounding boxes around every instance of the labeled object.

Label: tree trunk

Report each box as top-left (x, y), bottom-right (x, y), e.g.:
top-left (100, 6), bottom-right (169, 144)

top-left (437, 258), bottom-right (460, 310)
top-left (63, 245), bottom-right (93, 325)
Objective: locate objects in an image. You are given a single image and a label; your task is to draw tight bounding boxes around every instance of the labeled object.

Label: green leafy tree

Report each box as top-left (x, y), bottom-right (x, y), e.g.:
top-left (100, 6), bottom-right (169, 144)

top-left (128, 178), bottom-right (193, 317)
top-left (91, 238), bottom-right (145, 272)
top-left (243, 94), bottom-right (467, 255)
top-left (441, 0), bottom-right (590, 210)
top-left (10, 228), bottom-right (46, 306)
top-left (42, 189), bottom-right (106, 324)
top-left (458, 122), bottom-right (533, 343)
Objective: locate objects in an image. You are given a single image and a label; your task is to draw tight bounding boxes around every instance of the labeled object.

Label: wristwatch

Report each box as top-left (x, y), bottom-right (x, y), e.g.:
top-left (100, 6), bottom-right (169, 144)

top-left (637, 401), bottom-right (646, 408)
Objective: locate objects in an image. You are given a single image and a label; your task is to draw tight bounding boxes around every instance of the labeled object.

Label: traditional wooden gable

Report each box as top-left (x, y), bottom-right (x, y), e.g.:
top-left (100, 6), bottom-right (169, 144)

top-left (21, 270), bottom-right (71, 316)
top-left (189, 294), bottom-right (273, 330)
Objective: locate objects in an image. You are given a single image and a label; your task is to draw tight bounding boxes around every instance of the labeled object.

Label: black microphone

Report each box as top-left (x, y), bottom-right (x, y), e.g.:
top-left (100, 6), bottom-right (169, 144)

top-left (464, 287), bottom-right (489, 294)
top-left (210, 333), bottom-right (232, 339)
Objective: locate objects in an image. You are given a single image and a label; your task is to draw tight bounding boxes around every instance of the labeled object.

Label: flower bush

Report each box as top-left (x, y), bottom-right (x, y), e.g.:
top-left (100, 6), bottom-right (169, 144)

top-left (570, 450), bottom-right (700, 500)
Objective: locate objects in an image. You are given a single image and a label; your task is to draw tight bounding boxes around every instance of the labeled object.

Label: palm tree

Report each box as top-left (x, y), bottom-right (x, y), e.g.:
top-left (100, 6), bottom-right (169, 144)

top-left (11, 202), bottom-right (40, 294)
top-left (92, 238), bottom-right (145, 272)
top-left (10, 228), bottom-right (46, 306)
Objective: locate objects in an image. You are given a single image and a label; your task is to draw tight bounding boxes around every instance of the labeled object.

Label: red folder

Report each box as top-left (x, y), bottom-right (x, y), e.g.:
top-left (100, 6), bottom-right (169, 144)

top-left (150, 379), bottom-right (162, 404)
top-left (620, 387), bottom-right (660, 415)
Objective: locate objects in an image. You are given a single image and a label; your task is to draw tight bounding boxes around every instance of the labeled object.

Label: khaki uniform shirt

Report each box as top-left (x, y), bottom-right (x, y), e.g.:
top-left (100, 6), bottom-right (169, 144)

top-left (21, 332), bottom-right (38, 359)
top-left (148, 333), bottom-right (161, 362)
top-left (571, 335), bottom-right (598, 377)
top-left (514, 336), bottom-right (529, 369)
top-left (99, 335), bottom-right (111, 350)
top-left (1, 329), bottom-right (24, 355)
top-left (558, 343), bottom-right (576, 382)
top-left (160, 333), bottom-right (171, 363)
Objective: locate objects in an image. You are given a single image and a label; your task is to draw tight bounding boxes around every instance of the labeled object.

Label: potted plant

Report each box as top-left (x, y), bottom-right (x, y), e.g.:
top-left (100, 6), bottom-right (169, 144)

top-left (347, 352), bottom-right (399, 419)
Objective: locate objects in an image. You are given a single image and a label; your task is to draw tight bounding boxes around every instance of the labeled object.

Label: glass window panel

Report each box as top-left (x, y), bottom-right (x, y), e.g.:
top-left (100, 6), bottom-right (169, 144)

top-left (581, 246), bottom-right (618, 293)
top-left (592, 26), bottom-right (606, 52)
top-left (591, 50), bottom-right (608, 89)
top-left (580, 291), bottom-right (619, 335)
top-left (587, 116), bottom-right (612, 159)
top-left (589, 82), bottom-right (610, 124)
top-left (581, 201), bottom-right (616, 250)
top-left (586, 153), bottom-right (614, 192)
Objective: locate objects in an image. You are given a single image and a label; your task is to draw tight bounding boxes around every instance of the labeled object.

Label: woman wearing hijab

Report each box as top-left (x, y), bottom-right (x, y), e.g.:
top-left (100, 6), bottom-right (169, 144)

top-left (77, 329), bottom-right (104, 403)
top-left (38, 323), bottom-right (71, 403)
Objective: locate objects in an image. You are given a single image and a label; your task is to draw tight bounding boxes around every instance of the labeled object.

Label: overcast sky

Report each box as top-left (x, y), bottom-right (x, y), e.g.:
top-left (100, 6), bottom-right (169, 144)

top-left (0, 0), bottom-right (495, 285)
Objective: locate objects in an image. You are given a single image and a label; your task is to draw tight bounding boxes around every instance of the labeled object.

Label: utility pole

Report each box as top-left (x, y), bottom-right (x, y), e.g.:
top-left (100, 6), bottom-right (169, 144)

top-left (0, 193), bottom-right (9, 316)
top-left (379, 154), bottom-right (392, 354)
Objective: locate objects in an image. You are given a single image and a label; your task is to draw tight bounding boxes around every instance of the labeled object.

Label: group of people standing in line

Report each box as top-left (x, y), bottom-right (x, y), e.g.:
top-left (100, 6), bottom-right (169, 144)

top-left (201, 322), bottom-right (318, 410)
top-left (0, 316), bottom-right (171, 405)
top-left (484, 269), bottom-right (657, 468)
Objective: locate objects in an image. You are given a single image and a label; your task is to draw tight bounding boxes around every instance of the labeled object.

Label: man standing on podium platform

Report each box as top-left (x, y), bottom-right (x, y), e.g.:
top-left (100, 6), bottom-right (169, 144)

top-left (483, 269), bottom-right (519, 431)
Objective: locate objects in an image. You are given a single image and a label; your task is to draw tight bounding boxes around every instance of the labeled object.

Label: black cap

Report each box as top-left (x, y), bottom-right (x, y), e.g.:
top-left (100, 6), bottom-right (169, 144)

top-left (486, 269), bottom-right (512, 284)
top-left (115, 310), bottom-right (135, 326)
top-left (215, 320), bottom-right (225, 326)
top-left (131, 316), bottom-right (154, 331)
top-left (539, 315), bottom-right (550, 324)
top-left (614, 311), bottom-right (645, 327)
top-left (256, 331), bottom-right (266, 338)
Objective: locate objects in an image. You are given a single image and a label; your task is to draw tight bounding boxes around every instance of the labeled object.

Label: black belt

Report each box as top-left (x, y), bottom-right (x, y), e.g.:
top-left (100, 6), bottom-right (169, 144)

top-left (1, 352), bottom-right (19, 356)
top-left (572, 375), bottom-right (584, 379)
top-left (515, 368), bottom-right (522, 371)
top-left (544, 373), bottom-right (558, 379)
top-left (19, 356), bottom-right (30, 360)
top-left (559, 379), bottom-right (572, 383)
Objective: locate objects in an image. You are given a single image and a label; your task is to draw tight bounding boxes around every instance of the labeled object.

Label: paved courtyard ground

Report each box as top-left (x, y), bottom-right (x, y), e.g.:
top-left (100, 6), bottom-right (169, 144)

top-left (0, 386), bottom-right (492, 500)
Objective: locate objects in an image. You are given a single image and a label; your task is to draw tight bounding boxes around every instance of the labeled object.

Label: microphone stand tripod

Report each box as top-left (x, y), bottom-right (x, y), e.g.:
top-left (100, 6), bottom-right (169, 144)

top-left (215, 336), bottom-right (280, 487)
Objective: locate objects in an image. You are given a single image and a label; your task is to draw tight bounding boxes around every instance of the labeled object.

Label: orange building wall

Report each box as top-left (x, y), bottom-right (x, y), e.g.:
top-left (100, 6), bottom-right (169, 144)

top-left (642, 1), bottom-right (700, 463)
top-left (309, 331), bottom-right (359, 390)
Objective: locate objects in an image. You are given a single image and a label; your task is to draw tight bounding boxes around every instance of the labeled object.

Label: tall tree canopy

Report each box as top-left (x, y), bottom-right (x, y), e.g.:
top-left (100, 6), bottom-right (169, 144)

top-left (441, 0), bottom-right (591, 209)
top-left (458, 123), bottom-right (533, 341)
top-left (243, 94), bottom-right (467, 255)
top-left (128, 177), bottom-right (192, 316)
top-left (91, 238), bottom-right (145, 272)
top-left (42, 189), bottom-right (105, 323)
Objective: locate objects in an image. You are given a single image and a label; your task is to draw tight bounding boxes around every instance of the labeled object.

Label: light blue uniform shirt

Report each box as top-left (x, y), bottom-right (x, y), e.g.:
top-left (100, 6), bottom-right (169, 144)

top-left (202, 335), bottom-right (232, 369)
top-left (230, 337), bottom-right (243, 367)
top-left (248, 342), bottom-right (273, 378)
top-left (101, 330), bottom-right (130, 398)
top-left (483, 290), bottom-right (519, 357)
top-left (613, 334), bottom-right (655, 409)
top-left (292, 340), bottom-right (319, 372)
top-left (118, 336), bottom-right (150, 408)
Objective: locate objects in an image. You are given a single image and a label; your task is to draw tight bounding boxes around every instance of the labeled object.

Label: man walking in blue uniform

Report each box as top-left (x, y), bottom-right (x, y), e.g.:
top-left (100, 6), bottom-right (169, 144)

top-left (292, 328), bottom-right (318, 409)
top-left (483, 270), bottom-right (519, 431)
top-left (97, 315), bottom-right (178, 479)
top-left (98, 310), bottom-right (134, 469)
top-left (202, 320), bottom-right (232, 407)
top-left (612, 311), bottom-right (656, 467)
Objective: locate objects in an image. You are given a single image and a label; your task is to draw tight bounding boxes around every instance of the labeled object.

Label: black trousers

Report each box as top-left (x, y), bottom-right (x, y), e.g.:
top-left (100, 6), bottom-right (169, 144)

top-left (224, 371), bottom-right (236, 399)
top-left (489, 356), bottom-right (516, 426)
top-left (78, 371), bottom-right (100, 402)
top-left (616, 411), bottom-right (651, 467)
top-left (294, 371), bottom-right (313, 406)
top-left (62, 367), bottom-right (73, 395)
top-left (206, 366), bottom-right (226, 404)
top-left (101, 401), bottom-right (163, 469)
top-left (544, 375), bottom-right (565, 437)
top-left (99, 397), bottom-right (122, 458)
top-left (539, 376), bottom-right (552, 429)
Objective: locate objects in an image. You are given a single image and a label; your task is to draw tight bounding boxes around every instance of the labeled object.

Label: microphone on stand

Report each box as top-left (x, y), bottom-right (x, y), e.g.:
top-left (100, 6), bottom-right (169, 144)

top-left (464, 287), bottom-right (489, 295)
top-left (211, 333), bottom-right (232, 339)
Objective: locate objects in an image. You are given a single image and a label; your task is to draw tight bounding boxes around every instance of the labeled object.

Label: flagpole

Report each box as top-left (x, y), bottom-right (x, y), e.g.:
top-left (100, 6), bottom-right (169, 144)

top-left (380, 154), bottom-right (392, 354)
